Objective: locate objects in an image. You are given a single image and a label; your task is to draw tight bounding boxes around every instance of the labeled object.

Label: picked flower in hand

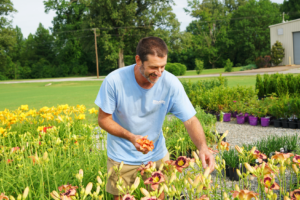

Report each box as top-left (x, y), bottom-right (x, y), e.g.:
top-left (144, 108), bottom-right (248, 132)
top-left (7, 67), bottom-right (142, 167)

top-left (137, 136), bottom-right (154, 151)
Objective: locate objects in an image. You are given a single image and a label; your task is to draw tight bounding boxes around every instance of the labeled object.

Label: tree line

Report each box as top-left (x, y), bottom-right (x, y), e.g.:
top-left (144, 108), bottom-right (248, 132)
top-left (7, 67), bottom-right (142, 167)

top-left (0, 0), bottom-right (299, 80)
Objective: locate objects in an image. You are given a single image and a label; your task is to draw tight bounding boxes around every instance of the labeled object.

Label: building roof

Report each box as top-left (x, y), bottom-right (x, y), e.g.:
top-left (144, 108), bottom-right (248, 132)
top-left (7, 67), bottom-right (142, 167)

top-left (269, 18), bottom-right (300, 28)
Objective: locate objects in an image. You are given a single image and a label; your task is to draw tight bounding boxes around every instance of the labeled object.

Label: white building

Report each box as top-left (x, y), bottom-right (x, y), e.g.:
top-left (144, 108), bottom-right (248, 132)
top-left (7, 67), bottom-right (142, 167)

top-left (269, 18), bottom-right (300, 65)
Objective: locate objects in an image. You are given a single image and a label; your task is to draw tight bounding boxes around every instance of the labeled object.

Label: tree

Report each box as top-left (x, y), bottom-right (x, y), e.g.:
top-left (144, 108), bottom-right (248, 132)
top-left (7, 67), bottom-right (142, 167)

top-left (79, 0), bottom-right (180, 72)
top-left (195, 58), bottom-right (204, 74)
top-left (281, 0), bottom-right (300, 20)
top-left (0, 0), bottom-right (16, 78)
top-left (228, 0), bottom-right (281, 65)
top-left (224, 59), bottom-right (233, 72)
top-left (271, 41), bottom-right (285, 66)
top-left (185, 0), bottom-right (232, 68)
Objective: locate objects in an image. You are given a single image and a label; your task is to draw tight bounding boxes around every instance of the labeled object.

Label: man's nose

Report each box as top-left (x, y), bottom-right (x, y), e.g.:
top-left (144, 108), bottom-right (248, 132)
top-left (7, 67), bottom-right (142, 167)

top-left (155, 68), bottom-right (163, 77)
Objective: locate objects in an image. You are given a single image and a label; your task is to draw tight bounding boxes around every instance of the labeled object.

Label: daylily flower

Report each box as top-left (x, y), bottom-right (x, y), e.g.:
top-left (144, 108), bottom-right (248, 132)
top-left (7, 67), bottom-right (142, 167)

top-left (137, 136), bottom-right (154, 151)
top-left (290, 189), bottom-right (300, 200)
top-left (20, 105), bottom-right (29, 111)
top-left (7, 159), bottom-right (13, 164)
top-left (122, 194), bottom-right (136, 200)
top-left (0, 193), bottom-right (9, 200)
top-left (208, 147), bottom-right (218, 154)
top-left (58, 184), bottom-right (78, 192)
top-left (293, 155), bottom-right (300, 165)
top-left (231, 189), bottom-right (259, 200)
top-left (88, 108), bottom-right (98, 114)
top-left (196, 195), bottom-right (209, 200)
top-left (141, 197), bottom-right (157, 200)
top-left (11, 146), bottom-right (20, 153)
top-left (271, 152), bottom-right (294, 162)
top-left (235, 145), bottom-right (244, 155)
top-left (252, 150), bottom-right (267, 163)
top-left (169, 156), bottom-right (194, 173)
top-left (217, 141), bottom-right (229, 151)
top-left (137, 161), bottom-right (155, 175)
top-left (144, 171), bottom-right (165, 190)
top-left (261, 175), bottom-right (280, 193)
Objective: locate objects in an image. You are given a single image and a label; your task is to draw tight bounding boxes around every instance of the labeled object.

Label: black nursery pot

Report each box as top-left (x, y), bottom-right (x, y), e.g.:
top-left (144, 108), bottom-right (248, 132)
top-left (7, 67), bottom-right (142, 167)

top-left (282, 119), bottom-right (289, 128)
top-left (228, 167), bottom-right (241, 181)
top-left (297, 120), bottom-right (300, 129)
top-left (273, 119), bottom-right (282, 127)
top-left (289, 120), bottom-right (298, 129)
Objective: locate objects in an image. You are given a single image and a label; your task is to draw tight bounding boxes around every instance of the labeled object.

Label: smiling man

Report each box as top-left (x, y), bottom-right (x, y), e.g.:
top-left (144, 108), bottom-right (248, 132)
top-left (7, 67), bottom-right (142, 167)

top-left (95, 37), bottom-right (215, 199)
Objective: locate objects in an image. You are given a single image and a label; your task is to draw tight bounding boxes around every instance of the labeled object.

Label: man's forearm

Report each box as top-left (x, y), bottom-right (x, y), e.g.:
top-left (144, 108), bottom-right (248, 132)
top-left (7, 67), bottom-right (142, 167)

top-left (98, 108), bottom-right (135, 143)
top-left (183, 116), bottom-right (208, 151)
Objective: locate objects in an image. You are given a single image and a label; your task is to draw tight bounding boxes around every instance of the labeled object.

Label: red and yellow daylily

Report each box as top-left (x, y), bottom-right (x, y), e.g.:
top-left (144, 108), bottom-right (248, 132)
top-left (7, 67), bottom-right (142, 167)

top-left (261, 175), bottom-right (280, 193)
top-left (122, 194), bottom-right (136, 200)
top-left (141, 197), bottom-right (157, 200)
top-left (144, 171), bottom-right (165, 190)
top-left (137, 161), bottom-right (155, 175)
top-left (252, 150), bottom-right (267, 163)
top-left (293, 155), bottom-right (300, 166)
top-left (167, 156), bottom-right (195, 173)
top-left (290, 189), bottom-right (300, 200)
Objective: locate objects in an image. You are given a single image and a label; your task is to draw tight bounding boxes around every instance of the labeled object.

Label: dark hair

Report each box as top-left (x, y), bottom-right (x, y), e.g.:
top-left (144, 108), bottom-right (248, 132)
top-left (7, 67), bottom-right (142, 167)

top-left (136, 37), bottom-right (168, 63)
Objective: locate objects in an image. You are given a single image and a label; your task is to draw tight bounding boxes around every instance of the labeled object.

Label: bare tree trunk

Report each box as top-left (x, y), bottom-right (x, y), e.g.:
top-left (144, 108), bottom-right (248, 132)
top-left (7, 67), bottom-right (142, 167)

top-left (118, 48), bottom-right (125, 68)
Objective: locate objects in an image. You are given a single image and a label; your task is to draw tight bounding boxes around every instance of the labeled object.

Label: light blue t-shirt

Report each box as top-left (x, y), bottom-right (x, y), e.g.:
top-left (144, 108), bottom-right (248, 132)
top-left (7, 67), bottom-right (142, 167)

top-left (95, 64), bottom-right (196, 165)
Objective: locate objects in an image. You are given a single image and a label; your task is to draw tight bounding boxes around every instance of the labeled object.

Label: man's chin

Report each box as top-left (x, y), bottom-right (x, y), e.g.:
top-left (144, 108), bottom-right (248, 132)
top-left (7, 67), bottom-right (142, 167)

top-left (148, 77), bottom-right (159, 84)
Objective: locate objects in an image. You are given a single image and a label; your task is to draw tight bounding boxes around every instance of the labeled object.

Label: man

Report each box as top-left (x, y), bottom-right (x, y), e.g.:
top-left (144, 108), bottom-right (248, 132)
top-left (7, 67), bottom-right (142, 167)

top-left (95, 37), bottom-right (215, 199)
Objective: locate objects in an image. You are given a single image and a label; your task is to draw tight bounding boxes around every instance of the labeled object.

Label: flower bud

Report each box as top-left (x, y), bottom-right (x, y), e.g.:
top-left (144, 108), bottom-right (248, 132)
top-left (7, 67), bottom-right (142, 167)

top-left (140, 188), bottom-right (150, 197)
top-left (244, 163), bottom-right (254, 173)
top-left (236, 169), bottom-right (242, 178)
top-left (119, 161), bottom-right (124, 171)
top-left (131, 177), bottom-right (140, 191)
top-left (292, 164), bottom-right (299, 174)
top-left (17, 194), bottom-right (22, 200)
top-left (159, 185), bottom-right (164, 195)
top-left (107, 167), bottom-right (113, 178)
top-left (117, 185), bottom-right (125, 193)
top-left (192, 151), bottom-right (199, 160)
top-left (163, 184), bottom-right (168, 193)
top-left (9, 196), bottom-right (16, 200)
top-left (170, 173), bottom-right (176, 183)
top-left (203, 167), bottom-right (210, 178)
top-left (250, 146), bottom-right (256, 154)
top-left (85, 182), bottom-right (93, 195)
top-left (159, 163), bottom-right (164, 171)
top-left (50, 191), bottom-right (60, 200)
top-left (235, 184), bottom-right (240, 192)
top-left (187, 177), bottom-right (193, 186)
top-left (97, 176), bottom-right (102, 185)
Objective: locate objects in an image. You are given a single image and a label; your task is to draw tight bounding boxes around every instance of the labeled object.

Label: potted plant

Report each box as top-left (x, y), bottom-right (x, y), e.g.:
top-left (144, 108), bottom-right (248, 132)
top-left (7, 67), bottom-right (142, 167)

top-left (269, 100), bottom-right (283, 127)
top-left (289, 98), bottom-right (298, 129)
top-left (258, 107), bottom-right (270, 127)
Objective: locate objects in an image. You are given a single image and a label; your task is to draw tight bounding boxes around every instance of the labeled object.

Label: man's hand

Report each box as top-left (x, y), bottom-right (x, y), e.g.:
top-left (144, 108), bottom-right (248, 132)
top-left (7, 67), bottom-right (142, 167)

top-left (131, 135), bottom-right (150, 154)
top-left (198, 147), bottom-right (215, 173)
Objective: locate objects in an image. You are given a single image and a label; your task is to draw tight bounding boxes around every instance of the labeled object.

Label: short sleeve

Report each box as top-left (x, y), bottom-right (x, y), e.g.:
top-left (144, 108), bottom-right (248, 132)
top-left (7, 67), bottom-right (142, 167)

top-left (169, 80), bottom-right (196, 122)
top-left (94, 78), bottom-right (116, 114)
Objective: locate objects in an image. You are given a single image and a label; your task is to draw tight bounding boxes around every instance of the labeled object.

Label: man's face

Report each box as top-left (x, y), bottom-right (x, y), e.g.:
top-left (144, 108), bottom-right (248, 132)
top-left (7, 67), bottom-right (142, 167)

top-left (138, 54), bottom-right (167, 84)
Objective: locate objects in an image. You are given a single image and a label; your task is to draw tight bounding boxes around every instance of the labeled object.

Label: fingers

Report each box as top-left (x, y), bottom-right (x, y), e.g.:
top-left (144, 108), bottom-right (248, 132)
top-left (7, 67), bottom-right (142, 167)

top-left (199, 153), bottom-right (207, 169)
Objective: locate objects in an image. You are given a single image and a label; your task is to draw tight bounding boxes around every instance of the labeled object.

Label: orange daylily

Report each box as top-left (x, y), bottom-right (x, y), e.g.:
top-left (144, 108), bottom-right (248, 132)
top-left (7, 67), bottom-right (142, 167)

top-left (252, 150), bottom-right (267, 163)
top-left (293, 155), bottom-right (300, 165)
top-left (196, 195), bottom-right (209, 200)
top-left (217, 141), bottom-right (229, 151)
top-left (231, 189), bottom-right (259, 200)
top-left (271, 152), bottom-right (294, 162)
top-left (208, 147), bottom-right (218, 154)
top-left (137, 136), bottom-right (154, 151)
top-left (0, 193), bottom-right (9, 200)
top-left (122, 194), bottom-right (136, 200)
top-left (167, 156), bottom-right (194, 173)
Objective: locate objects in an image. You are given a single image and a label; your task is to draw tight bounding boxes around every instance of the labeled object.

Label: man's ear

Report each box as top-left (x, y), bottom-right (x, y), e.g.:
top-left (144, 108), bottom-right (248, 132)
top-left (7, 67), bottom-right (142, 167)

top-left (135, 55), bottom-right (142, 67)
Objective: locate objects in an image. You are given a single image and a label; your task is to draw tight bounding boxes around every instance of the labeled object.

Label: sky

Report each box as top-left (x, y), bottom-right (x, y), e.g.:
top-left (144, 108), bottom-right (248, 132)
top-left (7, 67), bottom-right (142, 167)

top-left (10, 0), bottom-right (284, 38)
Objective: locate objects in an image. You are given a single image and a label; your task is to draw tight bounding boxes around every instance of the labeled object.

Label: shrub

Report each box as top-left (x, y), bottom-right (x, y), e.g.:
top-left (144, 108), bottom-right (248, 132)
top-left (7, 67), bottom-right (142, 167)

top-left (195, 59), bottom-right (204, 75)
top-left (271, 41), bottom-right (285, 66)
top-left (263, 74), bottom-right (270, 96)
top-left (276, 74), bottom-right (288, 97)
top-left (235, 63), bottom-right (242, 67)
top-left (0, 73), bottom-right (7, 80)
top-left (255, 55), bottom-right (271, 68)
top-left (224, 59), bottom-right (233, 72)
top-left (255, 74), bottom-right (264, 98)
top-left (165, 63), bottom-right (186, 76)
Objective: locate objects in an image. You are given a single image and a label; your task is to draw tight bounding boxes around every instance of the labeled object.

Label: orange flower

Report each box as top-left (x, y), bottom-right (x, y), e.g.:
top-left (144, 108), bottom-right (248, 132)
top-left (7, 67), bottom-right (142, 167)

top-left (0, 193), bottom-right (9, 200)
top-left (7, 159), bottom-right (13, 164)
top-left (122, 194), bottom-right (136, 200)
top-left (11, 146), bottom-right (20, 153)
top-left (208, 147), bottom-right (218, 154)
top-left (261, 175), bottom-right (280, 193)
top-left (167, 156), bottom-right (194, 173)
top-left (217, 141), bottom-right (229, 151)
top-left (252, 150), bottom-right (267, 163)
top-left (271, 152), bottom-right (294, 162)
top-left (231, 190), bottom-right (259, 200)
top-left (137, 136), bottom-right (154, 151)
top-left (196, 195), bottom-right (209, 200)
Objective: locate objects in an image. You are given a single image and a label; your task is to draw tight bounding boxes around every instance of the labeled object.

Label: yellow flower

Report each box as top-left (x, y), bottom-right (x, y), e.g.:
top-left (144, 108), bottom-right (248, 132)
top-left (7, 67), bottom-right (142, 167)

top-left (75, 114), bottom-right (85, 120)
top-left (0, 127), bottom-right (7, 135)
top-left (88, 108), bottom-right (98, 114)
top-left (20, 105), bottom-right (29, 111)
top-left (37, 126), bottom-right (45, 132)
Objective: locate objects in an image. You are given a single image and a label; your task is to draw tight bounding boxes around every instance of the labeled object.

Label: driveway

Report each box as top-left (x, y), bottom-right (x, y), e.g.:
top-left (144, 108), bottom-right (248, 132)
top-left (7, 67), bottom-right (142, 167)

top-left (1, 65), bottom-right (299, 84)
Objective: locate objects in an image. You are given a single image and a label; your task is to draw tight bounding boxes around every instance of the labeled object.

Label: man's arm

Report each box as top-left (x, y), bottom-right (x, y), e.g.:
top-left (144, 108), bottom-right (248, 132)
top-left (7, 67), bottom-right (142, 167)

top-left (183, 116), bottom-right (215, 172)
top-left (98, 108), bottom-right (149, 154)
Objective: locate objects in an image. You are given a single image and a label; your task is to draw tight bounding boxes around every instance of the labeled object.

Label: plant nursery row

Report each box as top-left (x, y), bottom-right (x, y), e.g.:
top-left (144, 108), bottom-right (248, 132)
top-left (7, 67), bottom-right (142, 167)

top-left (1, 105), bottom-right (300, 200)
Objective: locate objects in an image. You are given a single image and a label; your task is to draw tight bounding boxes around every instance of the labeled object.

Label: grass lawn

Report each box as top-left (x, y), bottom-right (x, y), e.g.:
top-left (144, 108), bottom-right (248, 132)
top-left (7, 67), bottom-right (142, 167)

top-left (0, 75), bottom-right (256, 111)
top-left (0, 81), bottom-right (103, 111)
top-left (184, 67), bottom-right (242, 76)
